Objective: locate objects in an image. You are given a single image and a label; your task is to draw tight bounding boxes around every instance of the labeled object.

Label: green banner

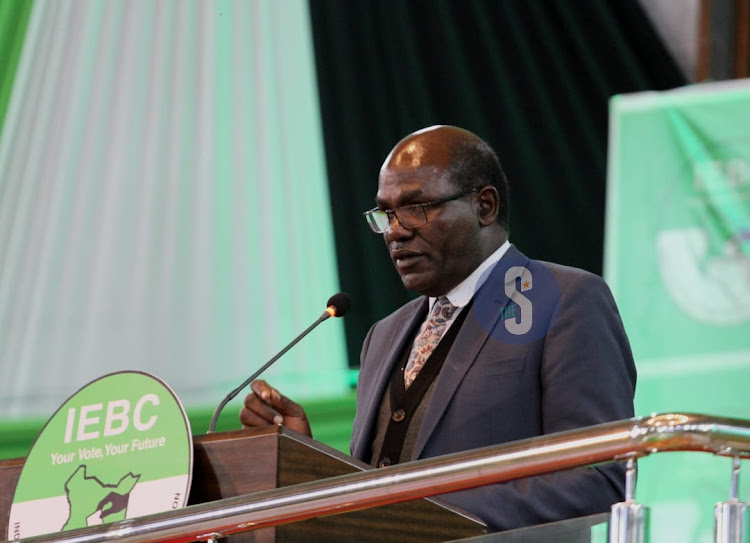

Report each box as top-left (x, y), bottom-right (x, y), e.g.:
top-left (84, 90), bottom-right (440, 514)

top-left (605, 80), bottom-right (750, 542)
top-left (8, 372), bottom-right (192, 539)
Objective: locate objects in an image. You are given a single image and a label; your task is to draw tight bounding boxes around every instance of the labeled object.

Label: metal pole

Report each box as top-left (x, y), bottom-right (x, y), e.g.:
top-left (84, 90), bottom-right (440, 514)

top-left (609, 459), bottom-right (650, 543)
top-left (715, 457), bottom-right (749, 543)
top-left (7, 413), bottom-right (750, 543)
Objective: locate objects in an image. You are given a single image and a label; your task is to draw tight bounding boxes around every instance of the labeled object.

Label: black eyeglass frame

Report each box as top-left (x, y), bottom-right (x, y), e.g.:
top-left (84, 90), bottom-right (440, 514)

top-left (363, 186), bottom-right (481, 233)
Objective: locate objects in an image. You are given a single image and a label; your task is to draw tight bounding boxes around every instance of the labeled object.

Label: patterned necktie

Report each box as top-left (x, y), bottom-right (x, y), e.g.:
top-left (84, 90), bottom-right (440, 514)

top-left (404, 296), bottom-right (459, 388)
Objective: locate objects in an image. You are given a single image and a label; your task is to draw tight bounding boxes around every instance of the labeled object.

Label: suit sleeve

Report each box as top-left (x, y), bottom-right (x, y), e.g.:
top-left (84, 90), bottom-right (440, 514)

top-left (438, 270), bottom-right (637, 531)
top-left (350, 321), bottom-right (376, 457)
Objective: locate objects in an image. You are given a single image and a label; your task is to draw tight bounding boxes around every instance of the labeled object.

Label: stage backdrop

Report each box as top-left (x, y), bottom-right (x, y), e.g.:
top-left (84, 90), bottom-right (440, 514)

top-left (605, 79), bottom-right (750, 542)
top-left (0, 1), bottom-right (349, 428)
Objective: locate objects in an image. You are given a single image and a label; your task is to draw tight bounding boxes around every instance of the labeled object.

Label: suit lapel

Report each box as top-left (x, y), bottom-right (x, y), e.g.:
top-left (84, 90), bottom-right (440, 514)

top-left (352, 297), bottom-right (428, 459)
top-left (412, 246), bottom-right (530, 459)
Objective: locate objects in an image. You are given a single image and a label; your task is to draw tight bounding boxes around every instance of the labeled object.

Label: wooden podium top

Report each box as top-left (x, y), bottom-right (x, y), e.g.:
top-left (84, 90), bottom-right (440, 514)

top-left (0, 426), bottom-right (485, 542)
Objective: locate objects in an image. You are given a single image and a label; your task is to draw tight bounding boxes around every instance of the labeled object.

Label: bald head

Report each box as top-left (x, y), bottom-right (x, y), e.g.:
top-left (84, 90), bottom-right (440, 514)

top-left (381, 126), bottom-right (482, 171)
top-left (381, 125), bottom-right (509, 231)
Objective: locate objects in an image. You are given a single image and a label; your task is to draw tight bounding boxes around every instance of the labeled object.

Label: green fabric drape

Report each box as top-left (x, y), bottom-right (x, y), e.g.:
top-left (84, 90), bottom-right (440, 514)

top-left (308, 0), bottom-right (686, 367)
top-left (0, 0), bottom-right (34, 138)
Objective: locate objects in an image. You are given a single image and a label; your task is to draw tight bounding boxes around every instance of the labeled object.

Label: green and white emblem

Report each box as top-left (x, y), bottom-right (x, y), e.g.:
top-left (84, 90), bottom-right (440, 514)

top-left (7, 371), bottom-right (192, 539)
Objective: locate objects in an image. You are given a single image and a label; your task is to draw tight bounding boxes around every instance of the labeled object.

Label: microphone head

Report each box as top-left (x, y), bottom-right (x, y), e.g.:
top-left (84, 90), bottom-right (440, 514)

top-left (326, 292), bottom-right (351, 317)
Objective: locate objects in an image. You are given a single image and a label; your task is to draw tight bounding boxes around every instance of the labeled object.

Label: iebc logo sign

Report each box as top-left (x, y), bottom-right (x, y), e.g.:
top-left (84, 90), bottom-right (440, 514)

top-left (7, 371), bottom-right (193, 540)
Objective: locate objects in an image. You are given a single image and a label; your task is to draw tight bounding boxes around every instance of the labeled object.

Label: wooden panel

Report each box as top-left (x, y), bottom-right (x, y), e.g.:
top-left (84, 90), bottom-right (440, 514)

top-left (275, 430), bottom-right (485, 543)
top-left (190, 429), bottom-right (280, 502)
top-left (189, 428), bottom-right (282, 542)
top-left (0, 427), bottom-right (485, 542)
top-left (735, 0), bottom-right (750, 77)
top-left (0, 457), bottom-right (24, 538)
top-left (697, 0), bottom-right (712, 81)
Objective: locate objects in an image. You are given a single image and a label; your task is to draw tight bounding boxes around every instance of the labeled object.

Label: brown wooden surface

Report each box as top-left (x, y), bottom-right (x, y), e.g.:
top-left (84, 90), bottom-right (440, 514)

top-left (0, 456), bottom-right (24, 538)
top-left (736, 0), bottom-right (750, 77)
top-left (0, 427), bottom-right (485, 542)
top-left (191, 426), bottom-right (485, 542)
top-left (275, 429), bottom-right (485, 542)
top-left (189, 428), bottom-right (281, 542)
top-left (697, 0), bottom-right (712, 81)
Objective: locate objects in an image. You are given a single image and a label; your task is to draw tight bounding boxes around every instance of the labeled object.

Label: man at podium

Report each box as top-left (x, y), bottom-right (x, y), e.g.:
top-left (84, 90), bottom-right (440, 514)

top-left (240, 125), bottom-right (637, 532)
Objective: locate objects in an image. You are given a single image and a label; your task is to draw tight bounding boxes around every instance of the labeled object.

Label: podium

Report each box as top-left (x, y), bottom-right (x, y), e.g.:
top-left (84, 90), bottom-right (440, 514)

top-left (0, 426), bottom-right (486, 542)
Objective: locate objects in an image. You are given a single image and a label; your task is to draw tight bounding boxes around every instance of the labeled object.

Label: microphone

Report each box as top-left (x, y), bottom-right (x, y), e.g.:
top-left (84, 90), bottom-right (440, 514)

top-left (207, 292), bottom-right (351, 433)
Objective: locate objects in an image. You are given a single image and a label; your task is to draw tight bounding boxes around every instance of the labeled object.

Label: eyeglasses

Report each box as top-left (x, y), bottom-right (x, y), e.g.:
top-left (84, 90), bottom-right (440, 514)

top-left (363, 187), bottom-right (479, 233)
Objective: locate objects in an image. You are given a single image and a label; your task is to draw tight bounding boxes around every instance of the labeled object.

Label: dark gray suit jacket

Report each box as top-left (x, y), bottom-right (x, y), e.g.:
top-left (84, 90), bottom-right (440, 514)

top-left (351, 246), bottom-right (637, 532)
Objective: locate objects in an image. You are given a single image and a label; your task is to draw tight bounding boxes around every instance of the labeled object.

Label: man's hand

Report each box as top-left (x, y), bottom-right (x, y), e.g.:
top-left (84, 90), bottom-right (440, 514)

top-left (239, 379), bottom-right (312, 437)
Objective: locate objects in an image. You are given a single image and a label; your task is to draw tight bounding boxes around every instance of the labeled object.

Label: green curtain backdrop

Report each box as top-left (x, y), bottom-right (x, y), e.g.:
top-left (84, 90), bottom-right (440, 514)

top-left (0, 1), bottom-right (349, 455)
top-left (308, 0), bottom-right (686, 367)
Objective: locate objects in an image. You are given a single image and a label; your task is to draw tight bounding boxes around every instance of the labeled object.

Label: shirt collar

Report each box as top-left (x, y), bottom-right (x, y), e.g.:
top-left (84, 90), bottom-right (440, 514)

top-left (429, 240), bottom-right (511, 310)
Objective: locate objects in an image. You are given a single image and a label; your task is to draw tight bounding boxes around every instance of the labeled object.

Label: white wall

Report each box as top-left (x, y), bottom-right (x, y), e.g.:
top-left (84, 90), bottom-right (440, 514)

top-left (638, 0), bottom-right (701, 80)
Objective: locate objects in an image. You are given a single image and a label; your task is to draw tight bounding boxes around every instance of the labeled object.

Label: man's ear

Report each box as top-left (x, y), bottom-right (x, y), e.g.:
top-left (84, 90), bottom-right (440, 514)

top-left (476, 186), bottom-right (499, 226)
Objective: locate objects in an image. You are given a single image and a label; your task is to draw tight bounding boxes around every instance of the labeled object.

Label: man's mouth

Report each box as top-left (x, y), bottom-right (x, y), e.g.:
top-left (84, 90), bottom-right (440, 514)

top-left (391, 249), bottom-right (424, 270)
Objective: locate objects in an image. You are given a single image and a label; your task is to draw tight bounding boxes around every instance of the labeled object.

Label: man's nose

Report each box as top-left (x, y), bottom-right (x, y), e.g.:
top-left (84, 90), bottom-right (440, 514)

top-left (384, 214), bottom-right (413, 242)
